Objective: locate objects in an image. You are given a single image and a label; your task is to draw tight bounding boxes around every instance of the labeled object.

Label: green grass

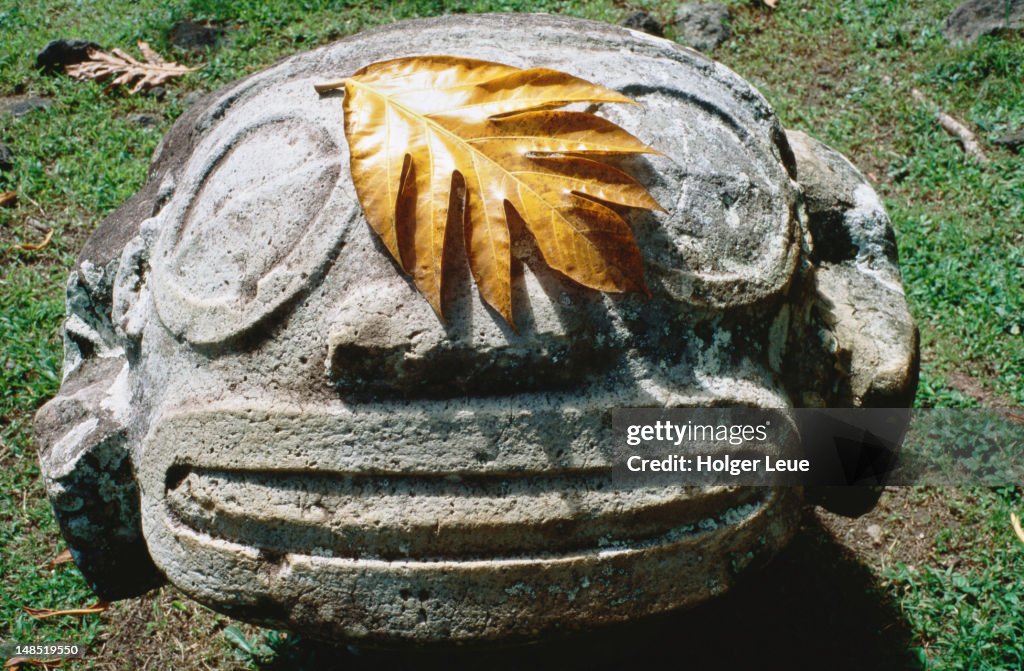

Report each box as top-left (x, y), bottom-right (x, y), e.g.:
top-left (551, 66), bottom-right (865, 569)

top-left (0, 263), bottom-right (103, 654)
top-left (1, 0), bottom-right (1022, 669)
top-left (886, 487), bottom-right (1024, 670)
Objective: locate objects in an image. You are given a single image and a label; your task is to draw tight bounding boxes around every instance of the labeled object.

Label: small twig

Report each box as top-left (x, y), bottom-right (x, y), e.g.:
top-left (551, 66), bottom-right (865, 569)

top-left (24, 601), bottom-right (109, 619)
top-left (911, 88), bottom-right (988, 162)
top-left (21, 193), bottom-right (49, 218)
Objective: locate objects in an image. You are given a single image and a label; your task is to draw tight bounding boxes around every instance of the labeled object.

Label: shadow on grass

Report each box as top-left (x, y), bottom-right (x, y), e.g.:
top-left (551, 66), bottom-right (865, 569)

top-left (255, 509), bottom-right (922, 671)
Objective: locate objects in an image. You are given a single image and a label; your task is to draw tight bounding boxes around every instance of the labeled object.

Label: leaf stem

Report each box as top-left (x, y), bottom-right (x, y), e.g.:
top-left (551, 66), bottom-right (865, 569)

top-left (313, 78), bottom-right (349, 94)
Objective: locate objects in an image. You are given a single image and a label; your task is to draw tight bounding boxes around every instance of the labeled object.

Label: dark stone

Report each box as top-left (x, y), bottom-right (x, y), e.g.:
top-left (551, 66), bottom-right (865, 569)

top-left (36, 38), bottom-right (101, 73)
top-left (0, 143), bottom-right (13, 172)
top-left (181, 90), bottom-right (206, 107)
top-left (621, 10), bottom-right (664, 37)
top-left (128, 112), bottom-right (162, 127)
top-left (672, 3), bottom-right (731, 51)
top-left (0, 95), bottom-right (52, 117)
top-left (992, 127), bottom-right (1024, 153)
top-left (170, 19), bottom-right (226, 51)
top-left (944, 0), bottom-right (1024, 43)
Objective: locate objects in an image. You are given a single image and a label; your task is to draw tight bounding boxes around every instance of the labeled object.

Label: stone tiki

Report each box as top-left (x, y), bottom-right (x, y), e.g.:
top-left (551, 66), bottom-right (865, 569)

top-left (36, 15), bottom-right (918, 644)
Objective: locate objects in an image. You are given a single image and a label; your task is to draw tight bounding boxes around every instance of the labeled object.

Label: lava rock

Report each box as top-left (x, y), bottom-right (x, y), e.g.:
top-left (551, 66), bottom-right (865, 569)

top-left (0, 95), bottom-right (52, 117)
top-left (36, 38), bottom-right (101, 73)
top-left (0, 143), bottom-right (13, 172)
top-left (170, 20), bottom-right (225, 51)
top-left (127, 113), bottom-right (162, 127)
top-left (944, 0), bottom-right (1024, 43)
top-left (621, 10), bottom-right (664, 36)
top-left (672, 3), bottom-right (731, 51)
top-left (992, 127), bottom-right (1024, 153)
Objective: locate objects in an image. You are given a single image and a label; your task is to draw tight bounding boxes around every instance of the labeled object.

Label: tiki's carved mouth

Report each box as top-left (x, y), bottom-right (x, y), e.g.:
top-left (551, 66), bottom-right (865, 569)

top-left (165, 465), bottom-right (767, 561)
top-left (140, 402), bottom-right (801, 643)
top-left (145, 400), bottom-right (796, 565)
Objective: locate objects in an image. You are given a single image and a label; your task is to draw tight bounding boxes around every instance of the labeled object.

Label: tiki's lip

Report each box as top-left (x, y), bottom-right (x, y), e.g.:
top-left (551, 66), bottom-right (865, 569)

top-left (144, 479), bottom-right (801, 644)
top-left (164, 464), bottom-right (766, 561)
top-left (141, 393), bottom-right (797, 477)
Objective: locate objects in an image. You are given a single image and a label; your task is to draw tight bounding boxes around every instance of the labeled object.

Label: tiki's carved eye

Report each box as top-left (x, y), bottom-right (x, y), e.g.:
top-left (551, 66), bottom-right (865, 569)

top-left (612, 86), bottom-right (800, 310)
top-left (150, 116), bottom-right (354, 346)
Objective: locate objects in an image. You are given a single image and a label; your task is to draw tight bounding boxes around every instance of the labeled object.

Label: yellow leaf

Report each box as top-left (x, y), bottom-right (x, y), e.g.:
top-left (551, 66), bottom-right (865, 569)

top-left (319, 56), bottom-right (662, 325)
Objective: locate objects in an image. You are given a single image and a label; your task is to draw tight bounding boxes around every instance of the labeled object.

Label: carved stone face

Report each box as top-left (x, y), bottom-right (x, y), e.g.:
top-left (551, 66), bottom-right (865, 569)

top-left (35, 15), bottom-right (918, 644)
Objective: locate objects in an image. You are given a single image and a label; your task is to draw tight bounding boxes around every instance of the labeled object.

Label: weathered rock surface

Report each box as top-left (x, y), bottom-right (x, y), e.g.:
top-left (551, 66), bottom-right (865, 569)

top-left (36, 14), bottom-right (918, 645)
top-left (993, 127), bottom-right (1024, 153)
top-left (945, 0), bottom-right (1024, 43)
top-left (672, 3), bottom-right (731, 51)
top-left (785, 130), bottom-right (918, 409)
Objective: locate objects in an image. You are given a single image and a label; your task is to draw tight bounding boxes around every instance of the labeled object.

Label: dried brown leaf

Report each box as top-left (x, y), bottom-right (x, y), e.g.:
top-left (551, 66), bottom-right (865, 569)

top-left (65, 41), bottom-right (196, 94)
top-left (0, 190), bottom-right (16, 208)
top-left (1012, 512), bottom-right (1024, 546)
top-left (319, 56), bottom-right (662, 325)
top-left (4, 658), bottom-right (63, 670)
top-left (137, 41), bottom-right (165, 64)
top-left (24, 601), bottom-right (108, 619)
top-left (40, 548), bottom-right (74, 571)
top-left (16, 228), bottom-right (53, 252)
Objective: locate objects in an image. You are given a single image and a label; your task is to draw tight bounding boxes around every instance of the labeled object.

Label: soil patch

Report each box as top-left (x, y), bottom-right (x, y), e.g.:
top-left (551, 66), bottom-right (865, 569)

top-left (946, 371), bottom-right (1018, 406)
